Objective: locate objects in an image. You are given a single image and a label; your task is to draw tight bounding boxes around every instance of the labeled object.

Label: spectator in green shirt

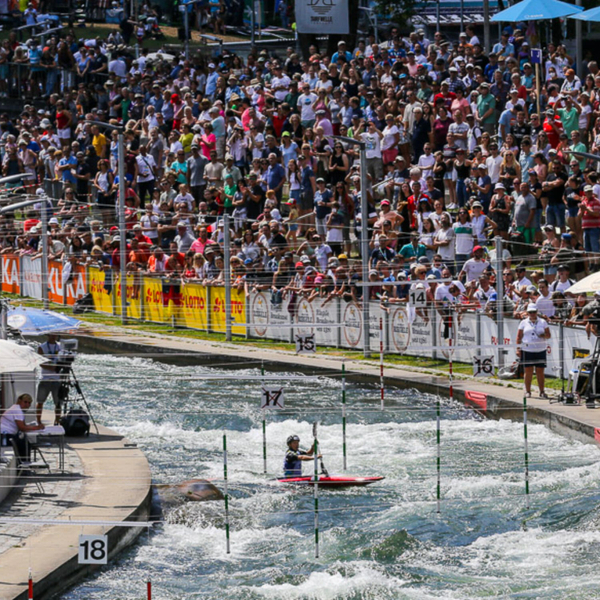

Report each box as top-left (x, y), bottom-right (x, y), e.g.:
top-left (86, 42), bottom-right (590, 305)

top-left (476, 84), bottom-right (497, 136)
top-left (557, 95), bottom-right (580, 138)
top-left (568, 130), bottom-right (587, 171)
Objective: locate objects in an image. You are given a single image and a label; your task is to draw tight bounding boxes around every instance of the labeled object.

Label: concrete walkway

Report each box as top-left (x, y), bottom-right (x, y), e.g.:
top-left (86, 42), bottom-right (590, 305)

top-left (77, 326), bottom-right (600, 447)
top-left (0, 420), bottom-right (152, 600)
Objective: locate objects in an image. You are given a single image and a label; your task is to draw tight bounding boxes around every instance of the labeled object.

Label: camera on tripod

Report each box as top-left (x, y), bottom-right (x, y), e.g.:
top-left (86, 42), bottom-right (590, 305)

top-left (55, 339), bottom-right (78, 372)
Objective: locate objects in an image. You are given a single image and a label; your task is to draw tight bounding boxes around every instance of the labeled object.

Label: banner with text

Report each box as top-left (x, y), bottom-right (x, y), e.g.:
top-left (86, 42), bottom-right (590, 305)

top-left (89, 266), bottom-right (114, 315)
top-left (295, 0), bottom-right (349, 34)
top-left (21, 256), bottom-right (42, 299)
top-left (1, 255), bottom-right (20, 294)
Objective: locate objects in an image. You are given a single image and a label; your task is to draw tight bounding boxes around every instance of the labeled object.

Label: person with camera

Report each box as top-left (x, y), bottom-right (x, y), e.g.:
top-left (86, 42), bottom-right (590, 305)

top-left (516, 304), bottom-right (551, 399)
top-left (36, 333), bottom-right (62, 426)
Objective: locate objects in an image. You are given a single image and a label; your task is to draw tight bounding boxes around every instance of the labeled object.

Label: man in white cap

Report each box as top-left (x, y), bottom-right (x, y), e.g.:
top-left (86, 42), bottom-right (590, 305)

top-left (516, 303), bottom-right (551, 398)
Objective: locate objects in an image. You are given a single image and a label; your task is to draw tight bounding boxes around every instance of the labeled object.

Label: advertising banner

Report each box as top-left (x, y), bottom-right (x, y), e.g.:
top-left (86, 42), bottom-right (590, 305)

top-left (1, 255), bottom-right (20, 294)
top-left (209, 287), bottom-right (246, 335)
top-left (66, 264), bottom-right (87, 306)
top-left (179, 282), bottom-right (208, 330)
top-left (295, 0), bottom-right (349, 34)
top-left (144, 276), bottom-right (166, 324)
top-left (248, 291), bottom-right (292, 341)
top-left (88, 266), bottom-right (114, 314)
top-left (340, 301), bottom-right (362, 349)
top-left (368, 302), bottom-right (386, 353)
top-left (48, 260), bottom-right (63, 304)
top-left (21, 256), bottom-right (42, 299)
top-left (115, 274), bottom-right (143, 320)
top-left (293, 297), bottom-right (338, 346)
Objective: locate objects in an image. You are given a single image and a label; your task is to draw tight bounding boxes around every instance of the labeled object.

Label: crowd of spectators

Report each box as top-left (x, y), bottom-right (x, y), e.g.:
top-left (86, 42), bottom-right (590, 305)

top-left (0, 15), bottom-right (599, 327)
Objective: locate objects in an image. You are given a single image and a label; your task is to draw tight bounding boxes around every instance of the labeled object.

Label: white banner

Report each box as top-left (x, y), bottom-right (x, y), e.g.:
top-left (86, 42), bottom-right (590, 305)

top-left (410, 308), bottom-right (434, 358)
top-left (246, 291), bottom-right (594, 381)
top-left (341, 301), bottom-right (362, 349)
top-left (295, 0), bottom-right (349, 34)
top-left (21, 256), bottom-right (42, 299)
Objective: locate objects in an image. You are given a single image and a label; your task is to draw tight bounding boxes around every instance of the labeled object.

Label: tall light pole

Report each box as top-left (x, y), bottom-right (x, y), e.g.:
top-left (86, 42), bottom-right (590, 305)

top-left (182, 0), bottom-right (203, 61)
top-left (86, 120), bottom-right (127, 325)
top-left (333, 135), bottom-right (370, 358)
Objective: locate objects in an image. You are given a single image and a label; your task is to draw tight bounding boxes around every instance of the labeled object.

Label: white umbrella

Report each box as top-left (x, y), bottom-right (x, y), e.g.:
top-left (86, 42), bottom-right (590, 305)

top-left (0, 339), bottom-right (48, 374)
top-left (566, 272), bottom-right (600, 295)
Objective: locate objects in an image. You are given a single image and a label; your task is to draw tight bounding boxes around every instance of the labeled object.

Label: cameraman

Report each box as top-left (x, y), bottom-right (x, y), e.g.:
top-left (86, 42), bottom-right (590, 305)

top-left (36, 333), bottom-right (62, 426)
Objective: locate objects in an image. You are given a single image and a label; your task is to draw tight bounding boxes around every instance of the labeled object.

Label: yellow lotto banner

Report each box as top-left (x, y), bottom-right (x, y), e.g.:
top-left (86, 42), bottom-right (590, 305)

top-left (143, 276), bottom-right (166, 323)
top-left (88, 267), bottom-right (114, 314)
top-left (179, 283), bottom-right (208, 330)
top-left (210, 286), bottom-right (246, 335)
top-left (115, 274), bottom-right (143, 320)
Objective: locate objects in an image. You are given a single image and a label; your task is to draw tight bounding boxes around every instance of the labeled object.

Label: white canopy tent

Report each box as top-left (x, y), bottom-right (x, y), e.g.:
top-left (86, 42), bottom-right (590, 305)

top-left (566, 272), bottom-right (600, 295)
top-left (0, 340), bottom-right (47, 409)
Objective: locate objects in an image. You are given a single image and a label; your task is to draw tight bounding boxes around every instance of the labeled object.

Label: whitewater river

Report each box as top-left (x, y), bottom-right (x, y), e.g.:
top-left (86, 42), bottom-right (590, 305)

top-left (61, 354), bottom-right (600, 599)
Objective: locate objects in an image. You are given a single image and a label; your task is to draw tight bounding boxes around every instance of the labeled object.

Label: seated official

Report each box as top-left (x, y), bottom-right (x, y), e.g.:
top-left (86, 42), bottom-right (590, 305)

top-left (1, 394), bottom-right (44, 462)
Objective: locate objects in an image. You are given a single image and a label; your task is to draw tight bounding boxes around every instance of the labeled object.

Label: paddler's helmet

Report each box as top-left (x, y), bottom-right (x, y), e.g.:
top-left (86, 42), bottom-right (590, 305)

top-left (286, 435), bottom-right (300, 446)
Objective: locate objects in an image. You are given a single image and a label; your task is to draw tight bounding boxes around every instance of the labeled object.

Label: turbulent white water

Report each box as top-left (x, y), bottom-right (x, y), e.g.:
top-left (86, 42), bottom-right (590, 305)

top-left (60, 354), bottom-right (600, 599)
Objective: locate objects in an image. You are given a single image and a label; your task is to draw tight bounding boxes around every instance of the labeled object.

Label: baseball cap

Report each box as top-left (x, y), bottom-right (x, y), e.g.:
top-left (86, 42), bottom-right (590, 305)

top-left (527, 303), bottom-right (538, 312)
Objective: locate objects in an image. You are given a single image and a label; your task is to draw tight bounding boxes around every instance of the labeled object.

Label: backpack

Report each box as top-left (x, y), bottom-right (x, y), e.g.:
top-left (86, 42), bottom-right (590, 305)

top-left (61, 407), bottom-right (90, 436)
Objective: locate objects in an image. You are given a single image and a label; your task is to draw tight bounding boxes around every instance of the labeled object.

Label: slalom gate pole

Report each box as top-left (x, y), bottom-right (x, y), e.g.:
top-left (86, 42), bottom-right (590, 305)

top-left (28, 568), bottom-right (33, 600)
top-left (224, 433), bottom-right (231, 553)
top-left (448, 315), bottom-right (454, 401)
top-left (436, 394), bottom-right (441, 514)
top-left (313, 423), bottom-right (319, 559)
top-left (342, 362), bottom-right (347, 471)
top-left (261, 361), bottom-right (267, 474)
top-left (523, 395), bottom-right (530, 509)
top-left (147, 527), bottom-right (152, 599)
top-left (380, 317), bottom-right (385, 410)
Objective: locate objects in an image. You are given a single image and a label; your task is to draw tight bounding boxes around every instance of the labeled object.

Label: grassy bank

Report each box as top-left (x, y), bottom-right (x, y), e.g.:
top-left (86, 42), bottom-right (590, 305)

top-left (1, 293), bottom-right (551, 390)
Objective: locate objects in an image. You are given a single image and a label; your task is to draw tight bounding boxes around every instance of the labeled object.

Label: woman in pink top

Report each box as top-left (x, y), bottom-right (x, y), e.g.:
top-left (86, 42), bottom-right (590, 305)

top-left (450, 88), bottom-right (471, 121)
top-left (200, 123), bottom-right (216, 159)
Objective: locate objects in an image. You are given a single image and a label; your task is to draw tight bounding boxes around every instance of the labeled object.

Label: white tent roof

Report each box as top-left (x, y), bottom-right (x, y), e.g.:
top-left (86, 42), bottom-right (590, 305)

top-left (0, 339), bottom-right (48, 374)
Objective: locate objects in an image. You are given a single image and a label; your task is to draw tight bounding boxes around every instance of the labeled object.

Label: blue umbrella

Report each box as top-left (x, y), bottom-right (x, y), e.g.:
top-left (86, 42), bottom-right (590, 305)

top-left (491, 0), bottom-right (582, 21)
top-left (7, 307), bottom-right (82, 336)
top-left (569, 6), bottom-right (600, 21)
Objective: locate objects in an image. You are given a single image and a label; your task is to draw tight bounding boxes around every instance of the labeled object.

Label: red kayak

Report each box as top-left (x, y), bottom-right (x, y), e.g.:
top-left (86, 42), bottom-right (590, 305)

top-left (277, 475), bottom-right (384, 488)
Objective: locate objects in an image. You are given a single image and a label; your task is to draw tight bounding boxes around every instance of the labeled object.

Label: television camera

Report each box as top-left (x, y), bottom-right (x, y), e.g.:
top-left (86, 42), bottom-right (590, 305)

top-left (52, 339), bottom-right (98, 434)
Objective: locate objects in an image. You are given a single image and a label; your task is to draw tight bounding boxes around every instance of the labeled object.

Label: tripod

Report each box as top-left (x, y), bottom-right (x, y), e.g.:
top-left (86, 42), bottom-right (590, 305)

top-left (58, 367), bottom-right (99, 434)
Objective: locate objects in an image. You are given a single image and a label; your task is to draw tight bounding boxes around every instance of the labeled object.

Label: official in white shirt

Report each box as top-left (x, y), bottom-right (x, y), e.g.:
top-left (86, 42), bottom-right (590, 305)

top-left (516, 304), bottom-right (551, 399)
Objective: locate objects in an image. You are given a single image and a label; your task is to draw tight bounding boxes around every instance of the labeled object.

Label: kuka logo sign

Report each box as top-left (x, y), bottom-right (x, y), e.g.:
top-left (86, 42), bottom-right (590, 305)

top-left (1, 255), bottom-right (19, 293)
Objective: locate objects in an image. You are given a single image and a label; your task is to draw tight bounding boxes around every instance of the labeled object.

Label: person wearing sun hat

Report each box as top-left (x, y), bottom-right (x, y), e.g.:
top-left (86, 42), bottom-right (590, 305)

top-left (516, 303), bottom-right (551, 399)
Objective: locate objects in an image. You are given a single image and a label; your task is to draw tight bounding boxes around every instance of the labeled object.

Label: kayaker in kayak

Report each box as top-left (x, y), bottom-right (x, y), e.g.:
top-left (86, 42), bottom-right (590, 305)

top-left (283, 435), bottom-right (321, 477)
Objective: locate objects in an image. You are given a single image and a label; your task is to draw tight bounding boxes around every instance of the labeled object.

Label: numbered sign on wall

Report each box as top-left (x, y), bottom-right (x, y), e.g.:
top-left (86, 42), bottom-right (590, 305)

top-left (409, 288), bottom-right (427, 308)
top-left (261, 387), bottom-right (285, 409)
top-left (296, 333), bottom-right (316, 354)
top-left (473, 355), bottom-right (494, 378)
top-left (78, 534), bottom-right (108, 564)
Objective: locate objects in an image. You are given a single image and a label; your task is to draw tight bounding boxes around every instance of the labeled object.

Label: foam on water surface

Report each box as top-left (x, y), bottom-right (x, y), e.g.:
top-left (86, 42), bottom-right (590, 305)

top-left (60, 354), bottom-right (600, 600)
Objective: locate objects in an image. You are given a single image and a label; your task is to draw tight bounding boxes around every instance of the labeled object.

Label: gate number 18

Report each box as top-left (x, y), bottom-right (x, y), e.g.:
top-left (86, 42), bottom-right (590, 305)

top-left (78, 534), bottom-right (108, 564)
